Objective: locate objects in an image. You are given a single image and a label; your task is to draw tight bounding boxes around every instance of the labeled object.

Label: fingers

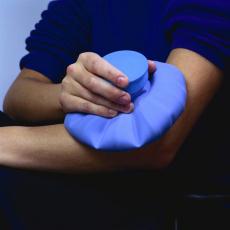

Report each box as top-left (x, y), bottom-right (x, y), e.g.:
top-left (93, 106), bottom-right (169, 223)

top-left (78, 52), bottom-right (129, 88)
top-left (67, 62), bottom-right (131, 105)
top-left (61, 76), bottom-right (134, 114)
top-left (61, 52), bottom-right (154, 116)
top-left (60, 92), bottom-right (117, 117)
top-left (148, 60), bottom-right (156, 74)
top-left (60, 92), bottom-right (134, 118)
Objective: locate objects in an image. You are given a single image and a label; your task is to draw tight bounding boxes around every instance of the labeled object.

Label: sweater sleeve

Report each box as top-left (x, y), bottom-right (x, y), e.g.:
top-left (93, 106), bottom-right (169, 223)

top-left (20, 0), bottom-right (92, 83)
top-left (163, 0), bottom-right (230, 72)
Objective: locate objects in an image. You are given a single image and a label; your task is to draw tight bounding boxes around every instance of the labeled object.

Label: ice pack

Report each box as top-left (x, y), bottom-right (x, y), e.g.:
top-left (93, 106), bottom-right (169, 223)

top-left (64, 50), bottom-right (187, 151)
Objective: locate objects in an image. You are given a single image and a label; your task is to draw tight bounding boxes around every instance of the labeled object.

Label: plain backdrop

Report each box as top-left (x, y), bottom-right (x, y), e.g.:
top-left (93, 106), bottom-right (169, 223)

top-left (0, 0), bottom-right (51, 110)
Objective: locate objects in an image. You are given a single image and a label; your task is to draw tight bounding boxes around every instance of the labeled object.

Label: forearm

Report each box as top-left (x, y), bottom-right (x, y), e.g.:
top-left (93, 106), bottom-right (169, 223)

top-left (3, 69), bottom-right (64, 122)
top-left (0, 49), bottom-right (223, 173)
top-left (157, 48), bottom-right (223, 163)
top-left (0, 124), bottom-right (160, 173)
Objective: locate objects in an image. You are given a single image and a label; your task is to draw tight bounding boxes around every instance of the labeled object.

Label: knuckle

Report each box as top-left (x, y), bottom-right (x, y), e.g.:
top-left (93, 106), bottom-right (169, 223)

top-left (110, 88), bottom-right (121, 100)
top-left (78, 52), bottom-right (88, 61)
top-left (75, 63), bottom-right (86, 80)
top-left (98, 108), bottom-right (108, 117)
top-left (66, 64), bottom-right (76, 75)
top-left (92, 105), bottom-right (107, 116)
top-left (86, 76), bottom-right (96, 88)
top-left (90, 59), bottom-right (99, 73)
top-left (85, 92), bottom-right (96, 102)
top-left (61, 77), bottom-right (71, 90)
top-left (79, 52), bottom-right (96, 62)
top-left (61, 76), bottom-right (68, 85)
top-left (92, 95), bottom-right (102, 104)
top-left (80, 102), bottom-right (91, 113)
top-left (107, 101), bottom-right (117, 109)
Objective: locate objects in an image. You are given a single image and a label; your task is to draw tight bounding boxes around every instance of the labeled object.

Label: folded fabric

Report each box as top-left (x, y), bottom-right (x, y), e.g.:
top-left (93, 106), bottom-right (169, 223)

top-left (64, 50), bottom-right (187, 151)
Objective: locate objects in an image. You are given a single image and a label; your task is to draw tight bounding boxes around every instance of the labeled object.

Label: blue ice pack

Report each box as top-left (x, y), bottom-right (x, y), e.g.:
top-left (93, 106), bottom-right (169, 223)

top-left (64, 50), bottom-right (187, 151)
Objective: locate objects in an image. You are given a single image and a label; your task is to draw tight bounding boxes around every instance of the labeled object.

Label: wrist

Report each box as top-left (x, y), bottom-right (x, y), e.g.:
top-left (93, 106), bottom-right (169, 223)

top-left (53, 83), bottom-right (65, 118)
top-left (0, 126), bottom-right (39, 169)
top-left (0, 127), bottom-right (22, 167)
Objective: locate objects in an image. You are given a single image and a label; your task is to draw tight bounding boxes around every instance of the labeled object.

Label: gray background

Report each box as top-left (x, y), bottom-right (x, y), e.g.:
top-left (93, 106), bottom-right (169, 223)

top-left (0, 0), bottom-right (50, 110)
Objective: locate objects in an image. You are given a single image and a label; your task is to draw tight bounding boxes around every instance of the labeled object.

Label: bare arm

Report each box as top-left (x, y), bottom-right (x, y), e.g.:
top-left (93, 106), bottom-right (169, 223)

top-left (4, 53), bottom-right (155, 122)
top-left (3, 69), bottom-right (64, 122)
top-left (155, 48), bottom-right (222, 164)
top-left (0, 124), bottom-right (161, 173)
top-left (0, 49), bottom-right (222, 173)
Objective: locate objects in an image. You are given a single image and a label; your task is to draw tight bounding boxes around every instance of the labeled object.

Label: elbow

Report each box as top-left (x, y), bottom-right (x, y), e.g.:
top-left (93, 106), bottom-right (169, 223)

top-left (146, 152), bottom-right (175, 171)
top-left (3, 93), bottom-right (13, 116)
top-left (128, 144), bottom-right (177, 171)
top-left (143, 145), bottom-right (178, 171)
top-left (3, 90), bottom-right (22, 121)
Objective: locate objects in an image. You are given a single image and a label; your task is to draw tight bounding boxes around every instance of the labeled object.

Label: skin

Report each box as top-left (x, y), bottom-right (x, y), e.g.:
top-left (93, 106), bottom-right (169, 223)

top-left (3, 52), bottom-right (155, 122)
top-left (0, 48), bottom-right (222, 173)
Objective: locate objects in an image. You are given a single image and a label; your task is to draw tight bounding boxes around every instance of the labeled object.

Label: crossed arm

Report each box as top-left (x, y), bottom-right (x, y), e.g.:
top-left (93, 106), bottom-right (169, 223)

top-left (0, 48), bottom-right (222, 173)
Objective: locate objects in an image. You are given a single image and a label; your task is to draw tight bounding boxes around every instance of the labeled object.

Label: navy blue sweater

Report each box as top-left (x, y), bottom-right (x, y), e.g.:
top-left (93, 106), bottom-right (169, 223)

top-left (2, 2), bottom-right (230, 229)
top-left (20, 0), bottom-right (230, 83)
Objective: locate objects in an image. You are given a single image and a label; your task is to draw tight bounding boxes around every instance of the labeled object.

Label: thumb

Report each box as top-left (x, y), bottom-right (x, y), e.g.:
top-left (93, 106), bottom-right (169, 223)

top-left (148, 60), bottom-right (156, 74)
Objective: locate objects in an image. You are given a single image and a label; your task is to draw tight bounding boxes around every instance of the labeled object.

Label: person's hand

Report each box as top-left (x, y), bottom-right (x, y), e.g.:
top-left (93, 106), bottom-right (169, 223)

top-left (59, 52), bottom-right (156, 117)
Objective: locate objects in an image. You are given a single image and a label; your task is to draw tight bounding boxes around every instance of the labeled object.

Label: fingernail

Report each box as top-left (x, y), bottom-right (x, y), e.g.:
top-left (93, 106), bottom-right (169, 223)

top-left (130, 103), bottom-right (134, 112)
top-left (117, 94), bottom-right (130, 105)
top-left (116, 76), bottom-right (127, 87)
top-left (118, 103), bottom-right (134, 114)
top-left (125, 103), bottom-right (134, 113)
top-left (108, 109), bottom-right (118, 117)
